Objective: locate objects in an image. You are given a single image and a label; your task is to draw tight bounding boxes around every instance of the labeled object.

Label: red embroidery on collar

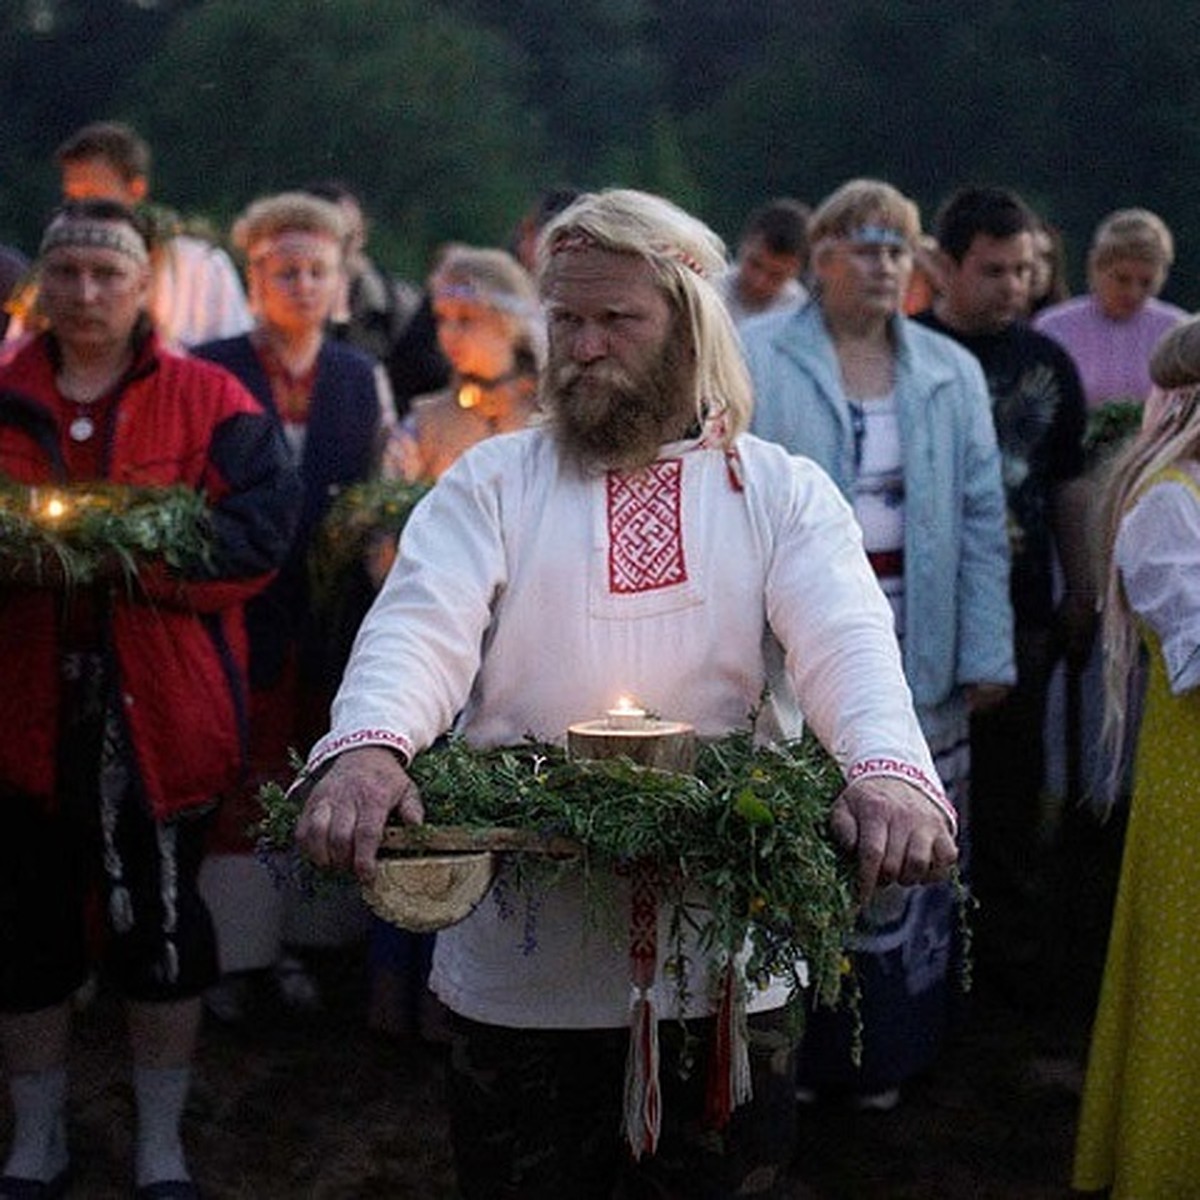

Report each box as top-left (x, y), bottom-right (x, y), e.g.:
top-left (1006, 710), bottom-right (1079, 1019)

top-left (607, 460), bottom-right (687, 594)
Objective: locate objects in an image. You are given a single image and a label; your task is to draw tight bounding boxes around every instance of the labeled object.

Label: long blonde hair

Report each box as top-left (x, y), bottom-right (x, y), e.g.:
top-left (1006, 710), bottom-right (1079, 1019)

top-left (537, 188), bottom-right (753, 445)
top-left (1099, 316), bottom-right (1200, 801)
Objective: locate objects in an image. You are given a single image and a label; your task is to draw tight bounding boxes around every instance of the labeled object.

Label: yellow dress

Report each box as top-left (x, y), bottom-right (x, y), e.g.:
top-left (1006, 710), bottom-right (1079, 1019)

top-left (1073, 471), bottom-right (1200, 1197)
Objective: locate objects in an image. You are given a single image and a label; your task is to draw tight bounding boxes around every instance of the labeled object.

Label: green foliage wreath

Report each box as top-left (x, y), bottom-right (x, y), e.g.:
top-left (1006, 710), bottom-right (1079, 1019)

top-left (0, 480), bottom-right (212, 586)
top-left (261, 729), bottom-right (861, 1011)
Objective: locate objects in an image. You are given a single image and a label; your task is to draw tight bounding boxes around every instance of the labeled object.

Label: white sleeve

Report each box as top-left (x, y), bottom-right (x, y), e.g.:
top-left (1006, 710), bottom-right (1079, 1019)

top-left (306, 451), bottom-right (508, 769)
top-left (1116, 478), bottom-right (1200, 694)
top-left (763, 456), bottom-right (952, 825)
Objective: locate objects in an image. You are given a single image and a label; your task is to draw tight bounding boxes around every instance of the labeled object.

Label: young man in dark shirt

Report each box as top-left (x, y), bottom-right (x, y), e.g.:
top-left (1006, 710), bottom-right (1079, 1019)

top-left (914, 186), bottom-right (1092, 1004)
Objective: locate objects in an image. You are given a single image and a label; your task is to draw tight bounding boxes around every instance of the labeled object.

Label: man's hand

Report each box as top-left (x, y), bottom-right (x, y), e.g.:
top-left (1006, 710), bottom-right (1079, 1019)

top-left (295, 745), bottom-right (424, 883)
top-left (829, 775), bottom-right (958, 902)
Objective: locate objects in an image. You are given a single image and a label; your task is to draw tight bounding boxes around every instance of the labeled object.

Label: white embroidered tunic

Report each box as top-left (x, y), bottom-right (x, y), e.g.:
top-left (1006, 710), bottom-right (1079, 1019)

top-left (309, 427), bottom-right (946, 1028)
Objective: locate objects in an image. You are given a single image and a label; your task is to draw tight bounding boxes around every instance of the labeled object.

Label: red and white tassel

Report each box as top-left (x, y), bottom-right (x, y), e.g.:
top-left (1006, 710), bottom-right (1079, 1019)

top-left (623, 861), bottom-right (662, 1158)
top-left (704, 961), bottom-right (752, 1130)
top-left (623, 983), bottom-right (662, 1159)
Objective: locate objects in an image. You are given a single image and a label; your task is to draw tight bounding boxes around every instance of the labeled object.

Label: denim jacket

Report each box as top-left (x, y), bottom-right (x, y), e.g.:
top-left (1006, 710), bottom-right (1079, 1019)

top-left (742, 301), bottom-right (1015, 710)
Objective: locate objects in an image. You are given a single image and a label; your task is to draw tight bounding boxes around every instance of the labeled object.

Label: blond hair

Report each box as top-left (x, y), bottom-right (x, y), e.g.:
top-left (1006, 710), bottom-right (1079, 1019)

top-left (431, 244), bottom-right (544, 369)
top-left (1099, 316), bottom-right (1200, 803)
top-left (232, 192), bottom-right (347, 262)
top-left (808, 178), bottom-right (921, 249)
top-left (538, 188), bottom-right (753, 444)
top-left (1089, 208), bottom-right (1174, 275)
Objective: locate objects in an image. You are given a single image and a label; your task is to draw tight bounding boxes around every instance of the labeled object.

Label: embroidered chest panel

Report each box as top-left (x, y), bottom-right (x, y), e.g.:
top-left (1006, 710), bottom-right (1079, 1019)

top-left (606, 460), bottom-right (688, 594)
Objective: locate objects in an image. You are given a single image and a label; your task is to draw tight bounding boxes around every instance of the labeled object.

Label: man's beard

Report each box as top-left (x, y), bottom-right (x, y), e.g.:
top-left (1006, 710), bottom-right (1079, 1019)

top-left (543, 336), bottom-right (697, 473)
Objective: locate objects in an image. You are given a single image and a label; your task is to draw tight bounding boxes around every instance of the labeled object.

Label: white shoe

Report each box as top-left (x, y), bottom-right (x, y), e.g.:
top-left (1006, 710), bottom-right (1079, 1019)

top-left (854, 1087), bottom-right (901, 1112)
top-left (273, 955), bottom-right (322, 1012)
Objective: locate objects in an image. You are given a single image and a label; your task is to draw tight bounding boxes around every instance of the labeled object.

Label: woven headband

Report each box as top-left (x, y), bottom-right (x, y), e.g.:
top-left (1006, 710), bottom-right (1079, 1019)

top-left (547, 227), bottom-right (710, 279)
top-left (247, 230), bottom-right (342, 265)
top-left (39, 218), bottom-right (149, 266)
top-left (841, 224), bottom-right (910, 248)
top-left (433, 281), bottom-right (540, 319)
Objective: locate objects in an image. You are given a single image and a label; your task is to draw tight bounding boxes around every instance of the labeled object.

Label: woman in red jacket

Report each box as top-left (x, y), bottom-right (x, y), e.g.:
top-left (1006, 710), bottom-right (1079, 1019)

top-left (0, 200), bottom-right (297, 1199)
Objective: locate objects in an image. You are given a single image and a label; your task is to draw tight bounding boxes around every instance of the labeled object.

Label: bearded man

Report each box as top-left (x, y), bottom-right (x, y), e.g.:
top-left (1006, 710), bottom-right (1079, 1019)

top-left (297, 189), bottom-right (956, 1199)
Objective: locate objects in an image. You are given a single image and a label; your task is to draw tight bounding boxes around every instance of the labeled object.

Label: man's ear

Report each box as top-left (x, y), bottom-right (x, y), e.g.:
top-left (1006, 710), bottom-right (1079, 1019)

top-left (933, 247), bottom-right (957, 282)
top-left (127, 175), bottom-right (149, 204)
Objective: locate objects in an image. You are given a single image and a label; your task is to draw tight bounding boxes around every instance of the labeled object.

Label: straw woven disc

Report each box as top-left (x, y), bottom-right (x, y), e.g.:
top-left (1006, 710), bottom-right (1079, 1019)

top-left (361, 852), bottom-right (498, 932)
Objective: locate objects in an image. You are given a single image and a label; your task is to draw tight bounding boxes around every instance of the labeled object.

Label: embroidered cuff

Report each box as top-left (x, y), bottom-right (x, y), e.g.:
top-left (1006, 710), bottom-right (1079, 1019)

top-left (845, 756), bottom-right (957, 836)
top-left (303, 727), bottom-right (414, 782)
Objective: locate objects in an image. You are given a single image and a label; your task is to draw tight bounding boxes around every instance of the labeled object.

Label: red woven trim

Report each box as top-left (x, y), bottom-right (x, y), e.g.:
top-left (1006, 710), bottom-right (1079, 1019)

top-left (547, 229), bottom-right (598, 256)
top-left (307, 728), bottom-right (413, 774)
top-left (866, 548), bottom-right (904, 578)
top-left (546, 226), bottom-right (708, 278)
top-left (606, 460), bottom-right (687, 594)
top-left (629, 861), bottom-right (658, 989)
top-left (846, 757), bottom-right (957, 834)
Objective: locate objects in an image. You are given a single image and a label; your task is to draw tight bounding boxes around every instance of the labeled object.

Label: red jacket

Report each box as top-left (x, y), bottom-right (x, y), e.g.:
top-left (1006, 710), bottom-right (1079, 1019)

top-left (0, 331), bottom-right (299, 819)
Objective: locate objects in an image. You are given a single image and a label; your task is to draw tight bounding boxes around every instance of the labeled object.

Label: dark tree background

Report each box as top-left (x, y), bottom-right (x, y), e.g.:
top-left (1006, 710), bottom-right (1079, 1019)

top-left (3, 0), bottom-right (1199, 302)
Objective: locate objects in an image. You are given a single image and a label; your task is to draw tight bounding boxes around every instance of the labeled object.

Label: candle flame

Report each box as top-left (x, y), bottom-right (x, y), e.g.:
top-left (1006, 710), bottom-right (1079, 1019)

top-left (44, 497), bottom-right (67, 520)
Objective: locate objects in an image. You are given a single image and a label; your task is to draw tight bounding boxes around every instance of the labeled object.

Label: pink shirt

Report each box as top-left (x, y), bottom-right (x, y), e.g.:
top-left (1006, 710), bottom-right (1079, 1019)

top-left (1034, 294), bottom-right (1188, 410)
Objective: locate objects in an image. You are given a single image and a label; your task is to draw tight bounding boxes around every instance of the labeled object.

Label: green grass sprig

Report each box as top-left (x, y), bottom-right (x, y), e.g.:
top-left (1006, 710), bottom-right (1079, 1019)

top-left (308, 477), bottom-right (431, 608)
top-left (0, 480), bottom-right (212, 586)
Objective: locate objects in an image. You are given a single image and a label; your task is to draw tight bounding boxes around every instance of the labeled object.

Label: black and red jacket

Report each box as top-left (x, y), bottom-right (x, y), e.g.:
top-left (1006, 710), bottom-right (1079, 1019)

top-left (0, 331), bottom-right (300, 819)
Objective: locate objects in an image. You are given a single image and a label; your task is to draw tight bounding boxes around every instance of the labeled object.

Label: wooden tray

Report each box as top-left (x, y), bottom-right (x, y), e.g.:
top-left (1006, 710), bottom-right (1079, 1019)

top-left (379, 825), bottom-right (580, 858)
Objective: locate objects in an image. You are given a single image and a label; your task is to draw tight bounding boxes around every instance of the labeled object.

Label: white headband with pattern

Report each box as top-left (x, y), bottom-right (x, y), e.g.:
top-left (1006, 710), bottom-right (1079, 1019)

top-left (39, 217), bottom-right (149, 266)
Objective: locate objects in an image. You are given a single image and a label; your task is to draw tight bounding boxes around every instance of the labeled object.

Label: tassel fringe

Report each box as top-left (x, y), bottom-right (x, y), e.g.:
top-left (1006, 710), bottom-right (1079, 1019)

top-left (623, 987), bottom-right (662, 1159)
top-left (705, 962), bottom-right (752, 1129)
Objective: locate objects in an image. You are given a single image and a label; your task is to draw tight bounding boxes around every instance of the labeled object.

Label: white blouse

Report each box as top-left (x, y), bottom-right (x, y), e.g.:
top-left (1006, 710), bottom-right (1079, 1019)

top-left (1116, 464), bottom-right (1200, 695)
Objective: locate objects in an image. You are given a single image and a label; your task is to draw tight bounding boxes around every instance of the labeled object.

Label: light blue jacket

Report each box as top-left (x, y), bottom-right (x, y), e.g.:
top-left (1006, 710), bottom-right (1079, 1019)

top-left (742, 301), bottom-right (1015, 711)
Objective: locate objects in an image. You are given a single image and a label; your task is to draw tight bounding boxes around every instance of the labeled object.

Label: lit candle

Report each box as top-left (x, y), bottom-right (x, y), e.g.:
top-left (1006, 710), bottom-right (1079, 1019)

top-left (606, 695), bottom-right (650, 731)
top-left (30, 489), bottom-right (69, 522)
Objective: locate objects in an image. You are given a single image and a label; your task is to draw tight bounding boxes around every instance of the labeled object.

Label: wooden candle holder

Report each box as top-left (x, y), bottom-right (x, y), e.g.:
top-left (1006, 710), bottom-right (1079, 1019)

top-left (567, 718), bottom-right (696, 774)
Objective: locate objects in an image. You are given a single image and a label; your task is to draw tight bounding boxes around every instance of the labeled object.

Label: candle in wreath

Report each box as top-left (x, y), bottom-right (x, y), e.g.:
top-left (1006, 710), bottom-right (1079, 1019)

top-left (28, 487), bottom-right (70, 524)
top-left (568, 697), bottom-right (696, 773)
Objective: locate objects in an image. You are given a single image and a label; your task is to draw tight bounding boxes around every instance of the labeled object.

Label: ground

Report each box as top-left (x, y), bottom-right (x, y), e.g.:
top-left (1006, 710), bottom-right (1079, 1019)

top-left (2, 812), bottom-right (1122, 1199)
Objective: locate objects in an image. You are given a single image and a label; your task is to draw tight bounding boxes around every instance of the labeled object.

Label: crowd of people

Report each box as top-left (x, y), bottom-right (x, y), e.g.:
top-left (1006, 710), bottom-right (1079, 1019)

top-left (0, 118), bottom-right (1194, 1200)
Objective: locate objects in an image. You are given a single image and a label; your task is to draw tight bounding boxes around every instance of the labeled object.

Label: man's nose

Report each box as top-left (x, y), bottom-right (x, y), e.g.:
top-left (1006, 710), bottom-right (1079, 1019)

top-left (1003, 272), bottom-right (1026, 297)
top-left (571, 322), bottom-right (607, 363)
top-left (78, 272), bottom-right (102, 302)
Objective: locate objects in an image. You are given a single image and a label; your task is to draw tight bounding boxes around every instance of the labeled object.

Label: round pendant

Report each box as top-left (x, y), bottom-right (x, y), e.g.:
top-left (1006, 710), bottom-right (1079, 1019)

top-left (69, 415), bottom-right (95, 442)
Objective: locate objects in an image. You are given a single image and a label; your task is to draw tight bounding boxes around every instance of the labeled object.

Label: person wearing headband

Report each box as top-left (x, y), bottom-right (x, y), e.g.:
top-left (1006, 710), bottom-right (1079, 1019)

top-left (0, 199), bottom-right (298, 1198)
top-left (52, 120), bottom-right (251, 349)
top-left (1072, 314), bottom-right (1200, 1197)
top-left (293, 187), bottom-right (956, 1198)
top-left (743, 178), bottom-right (1014, 1109)
top-left (191, 191), bottom-right (398, 1026)
top-left (393, 244), bottom-right (543, 484)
